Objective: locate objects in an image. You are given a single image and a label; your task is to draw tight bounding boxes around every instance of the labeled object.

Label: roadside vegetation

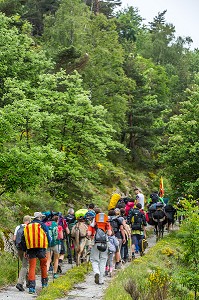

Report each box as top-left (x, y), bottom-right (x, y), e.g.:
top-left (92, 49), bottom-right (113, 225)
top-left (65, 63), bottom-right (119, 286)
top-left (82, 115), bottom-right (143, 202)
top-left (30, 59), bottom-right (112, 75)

top-left (104, 202), bottom-right (199, 300)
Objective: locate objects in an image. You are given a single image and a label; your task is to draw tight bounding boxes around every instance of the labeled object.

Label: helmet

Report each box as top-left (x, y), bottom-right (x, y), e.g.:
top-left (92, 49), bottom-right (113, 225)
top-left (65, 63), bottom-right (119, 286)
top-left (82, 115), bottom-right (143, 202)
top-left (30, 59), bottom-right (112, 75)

top-left (97, 243), bottom-right (107, 252)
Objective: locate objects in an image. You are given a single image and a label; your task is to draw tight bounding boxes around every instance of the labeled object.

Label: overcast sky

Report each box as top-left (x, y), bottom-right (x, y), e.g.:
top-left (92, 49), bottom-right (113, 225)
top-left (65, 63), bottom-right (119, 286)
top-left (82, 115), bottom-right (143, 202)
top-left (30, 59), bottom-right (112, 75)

top-left (120, 0), bottom-right (199, 49)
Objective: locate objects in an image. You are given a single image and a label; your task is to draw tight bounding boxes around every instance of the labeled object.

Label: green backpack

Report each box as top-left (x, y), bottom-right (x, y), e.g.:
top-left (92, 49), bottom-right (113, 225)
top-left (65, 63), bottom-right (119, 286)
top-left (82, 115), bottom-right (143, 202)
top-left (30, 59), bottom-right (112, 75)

top-left (46, 221), bottom-right (58, 247)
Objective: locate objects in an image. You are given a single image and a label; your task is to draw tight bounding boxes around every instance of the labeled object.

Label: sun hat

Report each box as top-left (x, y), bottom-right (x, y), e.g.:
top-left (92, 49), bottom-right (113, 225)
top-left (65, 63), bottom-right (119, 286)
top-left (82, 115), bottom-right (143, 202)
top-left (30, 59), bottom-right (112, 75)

top-left (31, 212), bottom-right (45, 219)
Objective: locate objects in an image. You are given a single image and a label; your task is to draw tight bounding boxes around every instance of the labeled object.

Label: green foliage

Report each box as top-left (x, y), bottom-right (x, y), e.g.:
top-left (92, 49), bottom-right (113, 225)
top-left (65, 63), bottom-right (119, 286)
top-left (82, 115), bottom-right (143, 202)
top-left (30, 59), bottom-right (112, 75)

top-left (178, 211), bottom-right (199, 299)
top-left (159, 82), bottom-right (199, 198)
top-left (0, 252), bottom-right (18, 285)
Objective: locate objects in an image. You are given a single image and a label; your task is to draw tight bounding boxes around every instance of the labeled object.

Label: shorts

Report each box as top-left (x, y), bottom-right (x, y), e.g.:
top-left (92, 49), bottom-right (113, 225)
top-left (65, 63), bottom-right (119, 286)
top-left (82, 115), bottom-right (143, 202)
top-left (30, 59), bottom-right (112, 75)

top-left (46, 244), bottom-right (60, 254)
top-left (131, 234), bottom-right (144, 247)
top-left (27, 248), bottom-right (46, 259)
top-left (59, 240), bottom-right (66, 255)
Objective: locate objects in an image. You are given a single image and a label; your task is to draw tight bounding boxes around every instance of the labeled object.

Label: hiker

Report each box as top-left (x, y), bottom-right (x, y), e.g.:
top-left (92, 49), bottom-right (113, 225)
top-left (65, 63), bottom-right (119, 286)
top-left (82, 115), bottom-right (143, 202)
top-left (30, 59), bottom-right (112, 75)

top-left (124, 198), bottom-right (135, 216)
top-left (120, 208), bottom-right (131, 262)
top-left (108, 209), bottom-right (125, 269)
top-left (46, 215), bottom-right (63, 279)
top-left (105, 229), bottom-right (119, 277)
top-left (134, 188), bottom-right (145, 210)
top-left (57, 213), bottom-right (70, 273)
top-left (22, 212), bottom-right (51, 294)
top-left (127, 203), bottom-right (147, 258)
top-left (13, 215), bottom-right (31, 292)
top-left (65, 208), bottom-right (76, 263)
top-left (87, 208), bottom-right (112, 285)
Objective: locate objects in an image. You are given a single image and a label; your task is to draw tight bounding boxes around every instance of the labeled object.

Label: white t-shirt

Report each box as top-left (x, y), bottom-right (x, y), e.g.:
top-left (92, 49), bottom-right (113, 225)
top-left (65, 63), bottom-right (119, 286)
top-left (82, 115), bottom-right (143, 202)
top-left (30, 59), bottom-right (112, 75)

top-left (136, 193), bottom-right (145, 209)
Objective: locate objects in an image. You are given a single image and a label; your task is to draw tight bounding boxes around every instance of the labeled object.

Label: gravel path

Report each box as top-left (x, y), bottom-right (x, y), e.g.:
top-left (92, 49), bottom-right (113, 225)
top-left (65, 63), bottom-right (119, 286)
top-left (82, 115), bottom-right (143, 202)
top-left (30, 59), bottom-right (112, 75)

top-left (0, 261), bottom-right (73, 299)
top-left (0, 231), bottom-right (157, 300)
top-left (62, 234), bottom-right (157, 300)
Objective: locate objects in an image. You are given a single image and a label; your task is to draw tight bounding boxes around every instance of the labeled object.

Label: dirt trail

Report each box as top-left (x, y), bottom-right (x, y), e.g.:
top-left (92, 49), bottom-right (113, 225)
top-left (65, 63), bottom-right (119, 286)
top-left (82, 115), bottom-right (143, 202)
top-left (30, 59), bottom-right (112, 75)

top-left (59, 234), bottom-right (157, 300)
top-left (0, 233), bottom-right (157, 300)
top-left (0, 261), bottom-right (73, 299)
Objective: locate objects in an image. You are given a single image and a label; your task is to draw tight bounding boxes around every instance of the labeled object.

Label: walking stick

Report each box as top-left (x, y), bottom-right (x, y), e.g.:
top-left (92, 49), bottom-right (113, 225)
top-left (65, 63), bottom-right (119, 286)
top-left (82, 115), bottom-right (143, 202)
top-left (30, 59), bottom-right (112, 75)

top-left (17, 256), bottom-right (20, 278)
top-left (129, 235), bottom-right (132, 261)
top-left (66, 235), bottom-right (73, 264)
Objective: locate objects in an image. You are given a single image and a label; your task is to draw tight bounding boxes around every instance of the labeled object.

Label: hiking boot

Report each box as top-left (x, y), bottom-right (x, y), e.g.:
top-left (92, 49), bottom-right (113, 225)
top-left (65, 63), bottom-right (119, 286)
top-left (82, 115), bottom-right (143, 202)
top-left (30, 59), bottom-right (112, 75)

top-left (29, 287), bottom-right (36, 294)
top-left (132, 253), bottom-right (135, 259)
top-left (115, 262), bottom-right (122, 269)
top-left (94, 273), bottom-right (99, 284)
top-left (53, 273), bottom-right (59, 279)
top-left (42, 277), bottom-right (48, 288)
top-left (16, 283), bottom-right (25, 292)
top-left (57, 265), bottom-right (62, 273)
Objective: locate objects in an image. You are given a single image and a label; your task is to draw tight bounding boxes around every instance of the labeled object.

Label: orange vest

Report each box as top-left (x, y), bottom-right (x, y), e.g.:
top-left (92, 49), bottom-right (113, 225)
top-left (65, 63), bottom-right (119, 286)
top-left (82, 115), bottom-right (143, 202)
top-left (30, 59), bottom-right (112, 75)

top-left (24, 222), bottom-right (48, 249)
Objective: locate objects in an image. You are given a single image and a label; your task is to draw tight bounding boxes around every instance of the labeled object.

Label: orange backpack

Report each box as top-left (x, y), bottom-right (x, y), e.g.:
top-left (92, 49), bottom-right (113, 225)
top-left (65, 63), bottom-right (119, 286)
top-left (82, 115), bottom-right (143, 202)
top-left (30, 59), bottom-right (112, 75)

top-left (95, 213), bottom-right (108, 231)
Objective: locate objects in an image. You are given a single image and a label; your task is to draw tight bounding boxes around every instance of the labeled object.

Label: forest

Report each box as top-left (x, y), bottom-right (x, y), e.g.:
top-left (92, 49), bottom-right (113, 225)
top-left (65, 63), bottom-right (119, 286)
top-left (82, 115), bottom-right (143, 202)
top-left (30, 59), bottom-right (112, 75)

top-left (0, 0), bottom-right (199, 226)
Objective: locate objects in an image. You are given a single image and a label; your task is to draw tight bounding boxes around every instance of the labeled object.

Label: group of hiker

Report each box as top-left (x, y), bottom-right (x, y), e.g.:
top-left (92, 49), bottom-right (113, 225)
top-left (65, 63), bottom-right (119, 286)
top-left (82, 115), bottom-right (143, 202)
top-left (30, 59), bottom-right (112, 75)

top-left (13, 187), bottom-right (177, 293)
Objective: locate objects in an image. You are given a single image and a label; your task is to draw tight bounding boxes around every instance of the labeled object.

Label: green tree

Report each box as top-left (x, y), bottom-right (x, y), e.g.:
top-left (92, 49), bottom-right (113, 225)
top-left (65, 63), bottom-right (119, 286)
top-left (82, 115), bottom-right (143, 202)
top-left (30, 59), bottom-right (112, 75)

top-left (84, 0), bottom-right (121, 16)
top-left (160, 78), bottom-right (199, 198)
top-left (0, 13), bottom-right (51, 107)
top-left (179, 208), bottom-right (199, 300)
top-left (0, 70), bottom-right (125, 197)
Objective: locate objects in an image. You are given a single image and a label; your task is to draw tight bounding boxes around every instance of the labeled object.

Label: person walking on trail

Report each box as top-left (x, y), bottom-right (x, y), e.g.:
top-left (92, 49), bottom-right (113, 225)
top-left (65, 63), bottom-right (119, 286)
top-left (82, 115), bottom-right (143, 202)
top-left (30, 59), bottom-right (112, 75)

top-left (105, 230), bottom-right (119, 277)
top-left (46, 215), bottom-right (63, 279)
top-left (22, 212), bottom-right (51, 294)
top-left (57, 213), bottom-right (70, 273)
top-left (65, 208), bottom-right (76, 264)
top-left (13, 215), bottom-right (31, 292)
top-left (134, 188), bottom-right (145, 210)
top-left (87, 208), bottom-right (112, 285)
top-left (127, 203), bottom-right (147, 259)
top-left (108, 209), bottom-right (126, 269)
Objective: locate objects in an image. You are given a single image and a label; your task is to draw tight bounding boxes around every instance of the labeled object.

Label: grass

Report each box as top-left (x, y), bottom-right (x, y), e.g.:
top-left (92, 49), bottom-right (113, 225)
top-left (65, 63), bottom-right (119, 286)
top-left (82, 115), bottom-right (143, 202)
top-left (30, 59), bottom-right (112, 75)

top-left (37, 262), bottom-right (91, 300)
top-left (0, 252), bottom-right (18, 286)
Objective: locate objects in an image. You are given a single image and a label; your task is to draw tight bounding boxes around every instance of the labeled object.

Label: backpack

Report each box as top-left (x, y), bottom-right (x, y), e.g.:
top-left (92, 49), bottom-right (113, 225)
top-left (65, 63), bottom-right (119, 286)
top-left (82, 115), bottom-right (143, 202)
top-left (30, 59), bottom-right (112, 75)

top-left (94, 227), bottom-right (107, 252)
top-left (94, 213), bottom-right (109, 252)
top-left (65, 214), bottom-right (76, 232)
top-left (109, 217), bottom-right (120, 234)
top-left (24, 222), bottom-right (48, 249)
top-left (75, 209), bottom-right (88, 220)
top-left (15, 224), bottom-right (25, 250)
top-left (45, 221), bottom-right (59, 247)
top-left (129, 209), bottom-right (143, 230)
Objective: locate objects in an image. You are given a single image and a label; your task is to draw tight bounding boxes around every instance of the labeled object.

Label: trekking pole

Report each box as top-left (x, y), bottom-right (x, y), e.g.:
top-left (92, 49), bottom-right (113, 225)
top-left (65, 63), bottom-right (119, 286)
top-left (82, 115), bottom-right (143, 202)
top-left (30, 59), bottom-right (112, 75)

top-left (129, 236), bottom-right (132, 261)
top-left (86, 251), bottom-right (90, 272)
top-left (50, 248), bottom-right (54, 283)
top-left (17, 256), bottom-right (20, 278)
